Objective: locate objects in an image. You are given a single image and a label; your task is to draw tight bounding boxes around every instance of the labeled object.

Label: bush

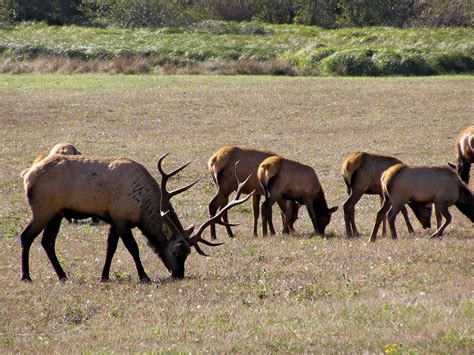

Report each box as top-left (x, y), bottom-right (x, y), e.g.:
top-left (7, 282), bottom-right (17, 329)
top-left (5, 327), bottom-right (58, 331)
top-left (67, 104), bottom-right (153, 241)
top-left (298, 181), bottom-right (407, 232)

top-left (372, 50), bottom-right (436, 76)
top-left (4, 0), bottom-right (84, 25)
top-left (427, 52), bottom-right (474, 74)
top-left (322, 49), bottom-right (377, 76)
top-left (104, 0), bottom-right (194, 28)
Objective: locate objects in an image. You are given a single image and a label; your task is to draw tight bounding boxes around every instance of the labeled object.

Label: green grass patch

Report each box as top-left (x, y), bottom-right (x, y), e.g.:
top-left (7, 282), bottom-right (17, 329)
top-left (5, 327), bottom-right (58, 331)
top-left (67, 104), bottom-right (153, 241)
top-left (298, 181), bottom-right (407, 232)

top-left (0, 22), bottom-right (472, 75)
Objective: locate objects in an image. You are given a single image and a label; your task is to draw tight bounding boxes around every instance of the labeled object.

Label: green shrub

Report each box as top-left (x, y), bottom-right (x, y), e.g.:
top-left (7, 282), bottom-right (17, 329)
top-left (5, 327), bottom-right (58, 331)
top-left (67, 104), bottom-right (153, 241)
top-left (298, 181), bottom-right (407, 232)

top-left (373, 50), bottom-right (435, 76)
top-left (426, 52), bottom-right (474, 74)
top-left (284, 46), bottom-right (335, 70)
top-left (322, 49), bottom-right (378, 76)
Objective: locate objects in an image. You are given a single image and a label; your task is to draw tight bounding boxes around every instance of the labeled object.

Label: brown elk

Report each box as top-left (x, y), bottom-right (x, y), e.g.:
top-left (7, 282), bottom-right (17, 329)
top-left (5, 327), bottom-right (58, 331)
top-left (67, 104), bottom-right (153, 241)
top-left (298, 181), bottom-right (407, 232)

top-left (258, 155), bottom-right (338, 236)
top-left (21, 142), bottom-right (81, 177)
top-left (342, 151), bottom-right (432, 237)
top-left (370, 164), bottom-right (474, 241)
top-left (453, 126), bottom-right (474, 184)
top-left (19, 153), bottom-right (252, 282)
top-left (208, 146), bottom-right (299, 238)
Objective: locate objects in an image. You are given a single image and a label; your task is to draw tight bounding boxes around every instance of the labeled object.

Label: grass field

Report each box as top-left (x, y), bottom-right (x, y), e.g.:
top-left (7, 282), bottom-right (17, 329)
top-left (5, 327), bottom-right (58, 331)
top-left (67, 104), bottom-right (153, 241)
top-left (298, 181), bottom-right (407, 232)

top-left (0, 74), bottom-right (473, 352)
top-left (0, 22), bottom-right (473, 75)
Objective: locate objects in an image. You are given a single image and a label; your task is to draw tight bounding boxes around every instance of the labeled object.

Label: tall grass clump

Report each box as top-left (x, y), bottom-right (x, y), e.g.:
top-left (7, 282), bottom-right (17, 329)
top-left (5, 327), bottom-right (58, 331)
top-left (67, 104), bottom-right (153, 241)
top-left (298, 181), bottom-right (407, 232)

top-left (189, 20), bottom-right (271, 35)
top-left (322, 49), bottom-right (377, 76)
top-left (372, 50), bottom-right (434, 76)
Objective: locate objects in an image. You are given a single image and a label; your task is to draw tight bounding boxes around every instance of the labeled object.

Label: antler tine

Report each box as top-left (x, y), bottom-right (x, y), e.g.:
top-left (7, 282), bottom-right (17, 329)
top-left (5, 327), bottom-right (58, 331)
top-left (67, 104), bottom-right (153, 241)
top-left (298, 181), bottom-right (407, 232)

top-left (233, 161), bottom-right (251, 200)
top-left (157, 153), bottom-right (196, 212)
top-left (193, 243), bottom-right (209, 256)
top-left (187, 167), bottom-right (253, 256)
top-left (168, 177), bottom-right (201, 199)
top-left (192, 189), bottom-right (255, 241)
top-left (157, 153), bottom-right (170, 174)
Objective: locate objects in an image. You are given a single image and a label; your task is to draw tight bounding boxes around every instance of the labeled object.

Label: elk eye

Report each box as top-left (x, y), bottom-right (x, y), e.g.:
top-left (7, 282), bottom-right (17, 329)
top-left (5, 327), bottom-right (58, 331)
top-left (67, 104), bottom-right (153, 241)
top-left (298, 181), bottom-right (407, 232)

top-left (171, 250), bottom-right (178, 257)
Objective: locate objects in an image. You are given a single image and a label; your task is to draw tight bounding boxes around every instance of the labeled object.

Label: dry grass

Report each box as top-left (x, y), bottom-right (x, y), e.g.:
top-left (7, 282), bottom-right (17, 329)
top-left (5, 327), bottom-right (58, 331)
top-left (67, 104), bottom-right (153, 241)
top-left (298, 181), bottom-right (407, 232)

top-left (0, 57), bottom-right (297, 76)
top-left (0, 75), bottom-right (473, 352)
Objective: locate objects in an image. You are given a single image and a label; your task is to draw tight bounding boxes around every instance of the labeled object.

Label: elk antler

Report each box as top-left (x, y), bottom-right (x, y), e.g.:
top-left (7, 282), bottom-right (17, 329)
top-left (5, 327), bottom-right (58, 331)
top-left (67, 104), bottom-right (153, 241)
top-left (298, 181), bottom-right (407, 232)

top-left (187, 161), bottom-right (254, 255)
top-left (157, 153), bottom-right (201, 212)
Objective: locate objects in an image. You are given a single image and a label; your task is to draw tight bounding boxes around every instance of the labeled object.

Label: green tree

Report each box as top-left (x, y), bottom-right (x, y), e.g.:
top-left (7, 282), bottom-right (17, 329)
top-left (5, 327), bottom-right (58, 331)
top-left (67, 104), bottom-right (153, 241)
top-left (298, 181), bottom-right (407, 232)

top-left (4, 0), bottom-right (83, 24)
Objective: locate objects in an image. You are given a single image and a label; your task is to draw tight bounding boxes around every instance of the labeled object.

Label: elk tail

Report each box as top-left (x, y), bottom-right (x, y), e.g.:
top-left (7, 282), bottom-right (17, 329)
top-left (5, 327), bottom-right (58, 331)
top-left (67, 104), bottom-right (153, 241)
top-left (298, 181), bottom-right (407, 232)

top-left (208, 150), bottom-right (231, 186)
top-left (341, 152), bottom-right (364, 195)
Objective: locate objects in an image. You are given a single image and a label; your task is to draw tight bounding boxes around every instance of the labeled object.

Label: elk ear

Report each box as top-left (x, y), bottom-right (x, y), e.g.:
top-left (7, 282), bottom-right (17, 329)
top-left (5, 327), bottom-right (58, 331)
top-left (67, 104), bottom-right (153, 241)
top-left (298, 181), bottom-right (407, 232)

top-left (184, 224), bottom-right (195, 237)
top-left (448, 162), bottom-right (457, 169)
top-left (328, 206), bottom-right (338, 214)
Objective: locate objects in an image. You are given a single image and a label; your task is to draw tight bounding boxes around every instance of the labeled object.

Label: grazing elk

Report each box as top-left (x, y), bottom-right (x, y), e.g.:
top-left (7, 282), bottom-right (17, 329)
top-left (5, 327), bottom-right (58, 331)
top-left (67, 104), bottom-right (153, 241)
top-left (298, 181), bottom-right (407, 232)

top-left (19, 153), bottom-right (253, 282)
top-left (21, 142), bottom-right (81, 177)
top-left (258, 155), bottom-right (338, 236)
top-left (342, 151), bottom-right (432, 237)
top-left (370, 164), bottom-right (474, 241)
top-left (208, 146), bottom-right (299, 238)
top-left (453, 125), bottom-right (474, 184)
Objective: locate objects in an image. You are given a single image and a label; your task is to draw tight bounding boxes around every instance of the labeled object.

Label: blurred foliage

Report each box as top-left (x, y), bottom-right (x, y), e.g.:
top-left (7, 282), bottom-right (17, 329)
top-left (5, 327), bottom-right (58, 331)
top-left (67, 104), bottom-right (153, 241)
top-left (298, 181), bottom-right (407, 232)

top-left (1, 0), bottom-right (472, 28)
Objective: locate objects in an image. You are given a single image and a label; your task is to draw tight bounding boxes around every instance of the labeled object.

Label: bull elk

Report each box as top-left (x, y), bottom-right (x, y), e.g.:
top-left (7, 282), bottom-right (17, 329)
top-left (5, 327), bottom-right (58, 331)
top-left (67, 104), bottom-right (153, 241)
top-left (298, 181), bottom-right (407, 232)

top-left (258, 155), bottom-right (338, 236)
top-left (208, 146), bottom-right (299, 238)
top-left (19, 153), bottom-right (253, 282)
top-left (342, 151), bottom-right (432, 237)
top-left (370, 164), bottom-right (474, 241)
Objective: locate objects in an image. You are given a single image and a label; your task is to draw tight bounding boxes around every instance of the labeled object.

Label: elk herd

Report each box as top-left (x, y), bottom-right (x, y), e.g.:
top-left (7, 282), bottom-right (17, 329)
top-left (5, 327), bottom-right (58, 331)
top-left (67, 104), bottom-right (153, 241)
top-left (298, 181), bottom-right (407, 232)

top-left (18, 126), bottom-right (473, 282)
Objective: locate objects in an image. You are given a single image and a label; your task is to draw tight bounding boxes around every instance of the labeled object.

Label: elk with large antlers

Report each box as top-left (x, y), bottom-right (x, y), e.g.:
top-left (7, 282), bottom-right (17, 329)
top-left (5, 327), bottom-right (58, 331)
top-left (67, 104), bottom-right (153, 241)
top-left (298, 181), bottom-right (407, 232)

top-left (19, 153), bottom-right (252, 282)
top-left (342, 151), bottom-right (432, 237)
top-left (208, 145), bottom-right (299, 238)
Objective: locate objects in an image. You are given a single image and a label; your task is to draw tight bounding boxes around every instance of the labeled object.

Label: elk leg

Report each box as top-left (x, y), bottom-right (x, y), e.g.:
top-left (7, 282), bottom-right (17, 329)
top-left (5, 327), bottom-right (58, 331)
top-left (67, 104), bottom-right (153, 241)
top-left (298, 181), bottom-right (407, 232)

top-left (434, 205), bottom-right (442, 230)
top-left (430, 203), bottom-right (451, 239)
top-left (400, 205), bottom-right (415, 234)
top-left (379, 194), bottom-right (388, 237)
top-left (208, 193), bottom-right (222, 240)
top-left (40, 215), bottom-right (68, 281)
top-left (218, 196), bottom-right (235, 238)
top-left (304, 197), bottom-right (322, 236)
top-left (285, 201), bottom-right (299, 234)
top-left (261, 195), bottom-right (276, 237)
top-left (387, 203), bottom-right (403, 240)
top-left (276, 198), bottom-right (289, 234)
top-left (252, 194), bottom-right (261, 237)
top-left (370, 196), bottom-right (391, 242)
top-left (20, 219), bottom-right (47, 281)
top-left (101, 226), bottom-right (120, 282)
top-left (343, 190), bottom-right (364, 237)
top-left (116, 225), bottom-right (150, 283)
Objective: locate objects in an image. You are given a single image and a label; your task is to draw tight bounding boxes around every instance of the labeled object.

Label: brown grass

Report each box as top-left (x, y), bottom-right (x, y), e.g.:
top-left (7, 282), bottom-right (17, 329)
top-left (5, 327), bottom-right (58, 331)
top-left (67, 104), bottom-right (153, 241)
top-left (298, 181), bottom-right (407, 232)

top-left (0, 75), bottom-right (472, 352)
top-left (0, 56), bottom-right (297, 75)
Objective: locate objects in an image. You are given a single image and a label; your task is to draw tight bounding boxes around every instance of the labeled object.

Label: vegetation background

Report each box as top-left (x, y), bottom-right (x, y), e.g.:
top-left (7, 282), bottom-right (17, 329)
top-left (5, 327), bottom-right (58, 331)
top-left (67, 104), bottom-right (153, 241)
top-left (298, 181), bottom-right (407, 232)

top-left (0, 0), bottom-right (473, 76)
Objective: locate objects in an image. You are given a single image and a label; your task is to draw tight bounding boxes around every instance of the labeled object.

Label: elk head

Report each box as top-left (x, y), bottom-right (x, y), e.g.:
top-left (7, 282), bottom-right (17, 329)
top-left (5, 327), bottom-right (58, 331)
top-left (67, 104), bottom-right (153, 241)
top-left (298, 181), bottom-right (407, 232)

top-left (157, 154), bottom-right (253, 278)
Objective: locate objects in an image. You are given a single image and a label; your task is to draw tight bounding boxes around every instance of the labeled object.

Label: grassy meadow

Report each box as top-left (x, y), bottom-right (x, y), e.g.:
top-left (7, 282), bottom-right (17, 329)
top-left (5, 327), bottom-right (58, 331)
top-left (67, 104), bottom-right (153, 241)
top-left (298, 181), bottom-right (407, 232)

top-left (0, 74), bottom-right (473, 352)
top-left (0, 22), bottom-right (473, 75)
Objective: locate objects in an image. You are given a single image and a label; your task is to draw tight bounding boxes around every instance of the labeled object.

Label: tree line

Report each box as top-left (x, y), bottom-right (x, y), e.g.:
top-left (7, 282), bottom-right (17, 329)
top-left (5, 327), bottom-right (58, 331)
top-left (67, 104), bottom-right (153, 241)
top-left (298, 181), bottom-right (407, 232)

top-left (1, 0), bottom-right (472, 28)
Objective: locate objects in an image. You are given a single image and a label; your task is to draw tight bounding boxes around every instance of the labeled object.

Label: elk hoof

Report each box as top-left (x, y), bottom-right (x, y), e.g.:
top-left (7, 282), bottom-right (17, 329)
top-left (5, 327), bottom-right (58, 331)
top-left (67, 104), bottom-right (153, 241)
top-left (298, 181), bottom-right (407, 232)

top-left (140, 276), bottom-right (152, 284)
